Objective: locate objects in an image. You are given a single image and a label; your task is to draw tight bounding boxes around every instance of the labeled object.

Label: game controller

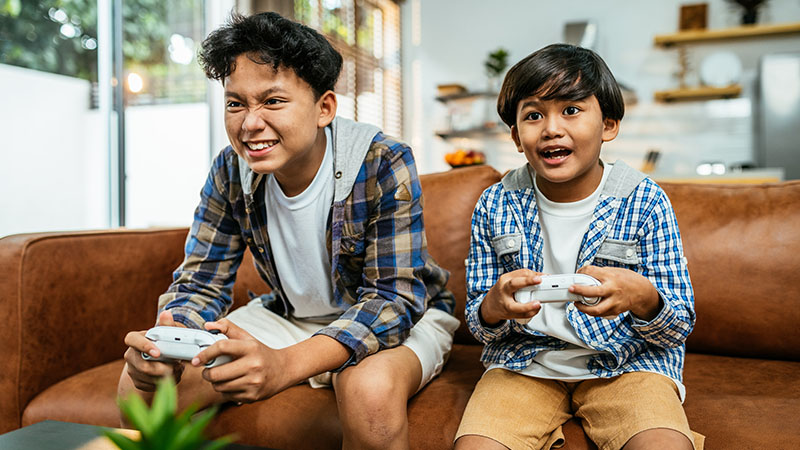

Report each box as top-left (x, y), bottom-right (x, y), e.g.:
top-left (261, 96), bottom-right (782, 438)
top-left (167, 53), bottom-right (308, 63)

top-left (514, 274), bottom-right (602, 306)
top-left (141, 326), bottom-right (232, 368)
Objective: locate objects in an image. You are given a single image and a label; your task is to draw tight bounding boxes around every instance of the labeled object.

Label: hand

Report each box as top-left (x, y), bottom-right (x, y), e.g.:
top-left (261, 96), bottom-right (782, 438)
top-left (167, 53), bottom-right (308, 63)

top-left (571, 266), bottom-right (662, 321)
top-left (194, 319), bottom-right (296, 404)
top-left (123, 310), bottom-right (187, 391)
top-left (480, 269), bottom-right (544, 326)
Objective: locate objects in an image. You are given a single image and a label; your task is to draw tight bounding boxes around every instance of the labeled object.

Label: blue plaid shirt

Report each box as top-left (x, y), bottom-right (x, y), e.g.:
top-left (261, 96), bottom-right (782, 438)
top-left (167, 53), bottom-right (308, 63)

top-left (159, 119), bottom-right (454, 370)
top-left (466, 162), bottom-right (695, 382)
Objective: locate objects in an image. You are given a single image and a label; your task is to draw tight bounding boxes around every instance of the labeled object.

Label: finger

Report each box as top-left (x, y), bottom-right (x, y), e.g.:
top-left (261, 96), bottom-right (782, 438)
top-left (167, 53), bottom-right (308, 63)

top-left (205, 318), bottom-right (253, 341)
top-left (569, 284), bottom-right (604, 299)
top-left (506, 300), bottom-right (541, 318)
top-left (125, 331), bottom-right (161, 358)
top-left (505, 273), bottom-right (543, 293)
top-left (192, 338), bottom-right (251, 369)
top-left (576, 265), bottom-right (607, 280)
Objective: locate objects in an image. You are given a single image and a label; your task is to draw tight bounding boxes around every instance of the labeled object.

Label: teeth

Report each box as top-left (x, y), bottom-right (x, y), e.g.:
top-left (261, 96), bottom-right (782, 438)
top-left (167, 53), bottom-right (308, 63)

top-left (247, 141), bottom-right (277, 150)
top-left (542, 148), bottom-right (570, 159)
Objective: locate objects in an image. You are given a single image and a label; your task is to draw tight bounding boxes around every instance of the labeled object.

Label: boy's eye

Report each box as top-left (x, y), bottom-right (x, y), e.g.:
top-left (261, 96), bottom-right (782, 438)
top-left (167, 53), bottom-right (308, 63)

top-left (265, 98), bottom-right (284, 106)
top-left (225, 101), bottom-right (243, 109)
top-left (525, 111), bottom-right (542, 120)
top-left (564, 106), bottom-right (580, 115)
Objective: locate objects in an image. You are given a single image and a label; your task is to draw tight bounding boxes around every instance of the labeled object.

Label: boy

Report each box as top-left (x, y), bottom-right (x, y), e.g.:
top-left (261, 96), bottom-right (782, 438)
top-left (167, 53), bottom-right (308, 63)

top-left (118, 12), bottom-right (459, 450)
top-left (454, 44), bottom-right (701, 450)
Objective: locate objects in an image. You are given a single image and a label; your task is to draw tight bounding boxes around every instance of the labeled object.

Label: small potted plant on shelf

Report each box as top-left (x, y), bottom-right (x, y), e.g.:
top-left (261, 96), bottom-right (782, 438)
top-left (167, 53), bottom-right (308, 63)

top-left (485, 48), bottom-right (509, 92)
top-left (445, 149), bottom-right (486, 168)
top-left (104, 377), bottom-right (234, 450)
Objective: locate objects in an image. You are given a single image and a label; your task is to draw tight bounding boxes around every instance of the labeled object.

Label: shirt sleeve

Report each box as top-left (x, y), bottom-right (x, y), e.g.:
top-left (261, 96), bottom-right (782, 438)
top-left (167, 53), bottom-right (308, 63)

top-left (158, 152), bottom-right (245, 329)
top-left (315, 141), bottom-right (441, 369)
top-left (464, 186), bottom-right (515, 344)
top-left (631, 188), bottom-right (696, 348)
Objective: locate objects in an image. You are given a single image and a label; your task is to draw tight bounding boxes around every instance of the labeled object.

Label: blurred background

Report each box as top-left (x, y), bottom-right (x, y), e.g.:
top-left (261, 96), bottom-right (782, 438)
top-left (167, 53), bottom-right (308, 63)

top-left (2, 0), bottom-right (799, 237)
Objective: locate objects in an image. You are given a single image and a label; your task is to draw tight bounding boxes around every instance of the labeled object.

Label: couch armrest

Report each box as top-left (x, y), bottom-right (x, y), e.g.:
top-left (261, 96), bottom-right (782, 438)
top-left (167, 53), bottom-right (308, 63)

top-left (0, 228), bottom-right (187, 433)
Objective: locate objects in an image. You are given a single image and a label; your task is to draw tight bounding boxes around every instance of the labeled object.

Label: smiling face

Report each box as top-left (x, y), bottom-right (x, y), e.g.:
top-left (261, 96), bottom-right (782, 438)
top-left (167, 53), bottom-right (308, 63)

top-left (511, 94), bottom-right (619, 202)
top-left (224, 53), bottom-right (336, 196)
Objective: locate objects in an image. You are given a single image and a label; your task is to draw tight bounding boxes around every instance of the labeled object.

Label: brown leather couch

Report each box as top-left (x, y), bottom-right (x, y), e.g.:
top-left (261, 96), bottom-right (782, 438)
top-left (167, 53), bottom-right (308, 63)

top-left (2, 165), bottom-right (800, 449)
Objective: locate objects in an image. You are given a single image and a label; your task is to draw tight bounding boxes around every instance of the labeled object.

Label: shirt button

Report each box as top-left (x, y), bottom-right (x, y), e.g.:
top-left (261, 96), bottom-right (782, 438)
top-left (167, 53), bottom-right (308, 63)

top-left (507, 239), bottom-right (516, 248)
top-left (245, 208), bottom-right (251, 214)
top-left (335, 171), bottom-right (342, 179)
top-left (626, 248), bottom-right (635, 257)
top-left (596, 220), bottom-right (606, 228)
top-left (349, 245), bottom-right (356, 252)
top-left (247, 238), bottom-right (254, 244)
top-left (637, 229), bottom-right (645, 236)
top-left (259, 247), bottom-right (265, 253)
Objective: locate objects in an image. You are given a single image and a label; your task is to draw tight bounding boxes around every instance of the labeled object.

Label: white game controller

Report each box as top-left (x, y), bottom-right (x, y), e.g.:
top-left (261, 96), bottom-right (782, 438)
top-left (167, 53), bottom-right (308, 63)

top-left (514, 274), bottom-right (602, 306)
top-left (141, 326), bottom-right (232, 368)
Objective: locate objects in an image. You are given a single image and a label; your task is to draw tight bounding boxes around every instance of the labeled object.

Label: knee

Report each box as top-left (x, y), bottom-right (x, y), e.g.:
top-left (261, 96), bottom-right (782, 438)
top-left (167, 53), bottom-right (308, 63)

top-left (336, 366), bottom-right (409, 440)
top-left (623, 428), bottom-right (694, 450)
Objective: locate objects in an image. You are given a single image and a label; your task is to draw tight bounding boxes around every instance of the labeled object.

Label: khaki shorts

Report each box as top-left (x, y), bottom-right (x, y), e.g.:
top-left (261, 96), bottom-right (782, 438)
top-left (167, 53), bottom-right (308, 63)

top-left (455, 368), bottom-right (704, 450)
top-left (226, 299), bottom-right (459, 392)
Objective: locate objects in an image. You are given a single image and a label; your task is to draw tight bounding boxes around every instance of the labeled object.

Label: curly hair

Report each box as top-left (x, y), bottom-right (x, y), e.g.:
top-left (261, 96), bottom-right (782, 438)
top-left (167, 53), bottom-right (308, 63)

top-left (497, 44), bottom-right (624, 127)
top-left (198, 12), bottom-right (342, 99)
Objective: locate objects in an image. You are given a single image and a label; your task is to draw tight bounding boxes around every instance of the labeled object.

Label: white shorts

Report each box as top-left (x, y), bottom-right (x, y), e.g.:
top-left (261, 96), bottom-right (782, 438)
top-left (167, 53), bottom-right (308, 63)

top-left (226, 299), bottom-right (460, 392)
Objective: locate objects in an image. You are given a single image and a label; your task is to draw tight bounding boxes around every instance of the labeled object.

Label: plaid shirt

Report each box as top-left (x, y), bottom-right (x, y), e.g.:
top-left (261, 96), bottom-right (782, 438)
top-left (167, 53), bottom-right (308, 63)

top-left (159, 123), bottom-right (454, 370)
top-left (466, 162), bottom-right (695, 382)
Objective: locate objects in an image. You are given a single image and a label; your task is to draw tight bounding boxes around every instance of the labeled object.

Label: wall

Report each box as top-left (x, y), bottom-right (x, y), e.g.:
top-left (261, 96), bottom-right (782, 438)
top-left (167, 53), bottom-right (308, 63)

top-left (402, 0), bottom-right (800, 176)
top-left (0, 64), bottom-right (211, 237)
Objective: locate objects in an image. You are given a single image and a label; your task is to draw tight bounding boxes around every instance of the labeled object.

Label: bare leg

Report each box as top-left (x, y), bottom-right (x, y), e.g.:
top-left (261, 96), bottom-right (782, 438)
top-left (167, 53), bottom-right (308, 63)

top-left (117, 363), bottom-right (225, 427)
top-left (623, 428), bottom-right (694, 450)
top-left (333, 346), bottom-right (422, 450)
top-left (454, 435), bottom-right (510, 450)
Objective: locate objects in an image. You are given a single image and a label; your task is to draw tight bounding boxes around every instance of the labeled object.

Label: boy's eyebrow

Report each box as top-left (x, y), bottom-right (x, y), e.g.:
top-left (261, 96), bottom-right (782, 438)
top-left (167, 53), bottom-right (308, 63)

top-left (224, 86), bottom-right (288, 100)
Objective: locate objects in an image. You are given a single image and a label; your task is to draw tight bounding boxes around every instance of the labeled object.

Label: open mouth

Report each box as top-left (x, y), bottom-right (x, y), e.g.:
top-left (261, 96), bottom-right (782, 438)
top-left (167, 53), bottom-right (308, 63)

top-left (245, 140), bottom-right (278, 156)
top-left (539, 148), bottom-right (572, 160)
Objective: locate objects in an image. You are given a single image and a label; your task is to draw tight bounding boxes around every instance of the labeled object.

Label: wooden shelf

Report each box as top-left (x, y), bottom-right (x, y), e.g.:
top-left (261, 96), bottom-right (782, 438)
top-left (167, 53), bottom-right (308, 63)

top-left (654, 22), bottom-right (800, 47)
top-left (435, 91), bottom-right (498, 103)
top-left (654, 85), bottom-right (742, 102)
top-left (435, 124), bottom-right (509, 139)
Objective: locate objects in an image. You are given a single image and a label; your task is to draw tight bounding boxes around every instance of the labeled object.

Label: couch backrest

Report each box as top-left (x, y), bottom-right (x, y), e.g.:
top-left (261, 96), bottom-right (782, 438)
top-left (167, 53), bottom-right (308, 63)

top-left (419, 165), bottom-right (502, 344)
top-left (661, 181), bottom-right (800, 361)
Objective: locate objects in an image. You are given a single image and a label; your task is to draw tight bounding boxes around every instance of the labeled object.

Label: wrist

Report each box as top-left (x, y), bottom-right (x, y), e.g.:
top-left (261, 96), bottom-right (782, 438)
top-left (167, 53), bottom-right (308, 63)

top-left (479, 301), bottom-right (501, 327)
top-left (631, 284), bottom-right (662, 321)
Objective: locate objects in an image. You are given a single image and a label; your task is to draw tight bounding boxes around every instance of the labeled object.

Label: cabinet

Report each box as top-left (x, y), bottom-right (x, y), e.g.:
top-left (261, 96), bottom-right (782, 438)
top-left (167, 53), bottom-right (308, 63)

top-left (652, 21), bottom-right (800, 102)
top-left (434, 91), bottom-right (508, 139)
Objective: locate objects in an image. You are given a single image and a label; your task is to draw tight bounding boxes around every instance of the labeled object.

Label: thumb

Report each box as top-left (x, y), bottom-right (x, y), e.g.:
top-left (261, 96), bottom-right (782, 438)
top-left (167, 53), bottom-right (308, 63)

top-left (156, 310), bottom-right (178, 327)
top-left (205, 318), bottom-right (251, 340)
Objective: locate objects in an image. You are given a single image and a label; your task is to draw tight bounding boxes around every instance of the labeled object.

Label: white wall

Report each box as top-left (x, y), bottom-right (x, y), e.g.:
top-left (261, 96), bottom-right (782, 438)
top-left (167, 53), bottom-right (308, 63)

top-left (0, 64), bottom-right (212, 237)
top-left (402, 0), bottom-right (800, 175)
top-left (0, 64), bottom-right (108, 237)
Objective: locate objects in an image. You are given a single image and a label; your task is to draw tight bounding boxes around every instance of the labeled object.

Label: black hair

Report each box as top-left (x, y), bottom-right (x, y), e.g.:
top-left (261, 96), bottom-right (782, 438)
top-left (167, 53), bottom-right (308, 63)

top-left (198, 12), bottom-right (342, 99)
top-left (497, 44), bottom-right (624, 127)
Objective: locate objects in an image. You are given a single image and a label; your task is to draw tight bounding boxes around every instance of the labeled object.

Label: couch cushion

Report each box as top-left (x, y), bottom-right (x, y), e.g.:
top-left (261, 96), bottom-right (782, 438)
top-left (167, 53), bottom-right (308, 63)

top-left (419, 165), bottom-right (502, 344)
top-left (683, 353), bottom-right (800, 449)
top-left (21, 345), bottom-right (596, 450)
top-left (661, 181), bottom-right (800, 361)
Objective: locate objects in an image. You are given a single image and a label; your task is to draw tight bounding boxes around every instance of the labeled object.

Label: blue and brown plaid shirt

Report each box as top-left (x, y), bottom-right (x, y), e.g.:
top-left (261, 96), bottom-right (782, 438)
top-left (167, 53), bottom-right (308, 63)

top-left (159, 120), bottom-right (454, 370)
top-left (466, 161), bottom-right (695, 383)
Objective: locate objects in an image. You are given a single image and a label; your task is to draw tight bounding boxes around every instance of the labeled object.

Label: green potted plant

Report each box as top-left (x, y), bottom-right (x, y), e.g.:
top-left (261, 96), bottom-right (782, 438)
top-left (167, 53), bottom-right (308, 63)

top-left (105, 377), bottom-right (233, 450)
top-left (484, 48), bottom-right (509, 92)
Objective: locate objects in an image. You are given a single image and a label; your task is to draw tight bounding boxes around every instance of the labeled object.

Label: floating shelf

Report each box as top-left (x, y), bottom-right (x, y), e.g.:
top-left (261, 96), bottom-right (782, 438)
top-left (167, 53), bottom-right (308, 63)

top-left (654, 85), bottom-right (742, 102)
top-left (435, 91), bottom-right (498, 103)
top-left (435, 125), bottom-right (509, 140)
top-left (654, 22), bottom-right (800, 47)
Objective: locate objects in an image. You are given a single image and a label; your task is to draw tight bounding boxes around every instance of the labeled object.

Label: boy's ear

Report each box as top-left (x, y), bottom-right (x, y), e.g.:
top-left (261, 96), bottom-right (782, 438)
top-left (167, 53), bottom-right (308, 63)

top-left (601, 118), bottom-right (620, 142)
top-left (510, 125), bottom-right (523, 152)
top-left (317, 90), bottom-right (337, 128)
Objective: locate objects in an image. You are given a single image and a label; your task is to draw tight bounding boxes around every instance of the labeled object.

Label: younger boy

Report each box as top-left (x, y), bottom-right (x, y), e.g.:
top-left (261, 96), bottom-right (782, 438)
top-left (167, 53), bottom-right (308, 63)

top-left (118, 12), bottom-right (459, 450)
top-left (454, 44), bottom-right (701, 450)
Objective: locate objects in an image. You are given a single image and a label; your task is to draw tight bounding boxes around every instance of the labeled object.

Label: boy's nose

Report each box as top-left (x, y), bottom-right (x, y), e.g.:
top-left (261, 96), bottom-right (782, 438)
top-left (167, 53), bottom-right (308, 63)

top-left (242, 111), bottom-right (266, 131)
top-left (542, 116), bottom-right (565, 138)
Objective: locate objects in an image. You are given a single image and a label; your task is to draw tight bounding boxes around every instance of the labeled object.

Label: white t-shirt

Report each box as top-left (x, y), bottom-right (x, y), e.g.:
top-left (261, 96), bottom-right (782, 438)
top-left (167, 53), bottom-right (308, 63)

top-left (264, 127), bottom-right (343, 319)
top-left (489, 164), bottom-right (611, 380)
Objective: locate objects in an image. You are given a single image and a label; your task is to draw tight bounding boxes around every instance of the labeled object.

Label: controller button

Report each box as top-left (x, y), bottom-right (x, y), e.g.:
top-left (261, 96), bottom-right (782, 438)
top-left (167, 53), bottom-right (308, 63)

top-left (209, 330), bottom-right (221, 335)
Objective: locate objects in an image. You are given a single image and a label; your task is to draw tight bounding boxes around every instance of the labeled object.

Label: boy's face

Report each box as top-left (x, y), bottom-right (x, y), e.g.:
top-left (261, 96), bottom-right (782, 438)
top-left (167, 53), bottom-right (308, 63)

top-left (224, 54), bottom-right (336, 194)
top-left (511, 94), bottom-right (619, 202)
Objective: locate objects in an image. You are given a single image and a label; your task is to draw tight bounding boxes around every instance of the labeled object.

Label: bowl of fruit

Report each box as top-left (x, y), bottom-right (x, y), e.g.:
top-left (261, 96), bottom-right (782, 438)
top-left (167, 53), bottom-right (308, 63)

top-left (445, 149), bottom-right (486, 168)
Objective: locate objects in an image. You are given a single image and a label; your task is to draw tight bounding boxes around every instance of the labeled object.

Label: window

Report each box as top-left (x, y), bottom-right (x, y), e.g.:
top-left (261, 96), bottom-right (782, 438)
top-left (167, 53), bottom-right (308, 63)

top-left (294, 0), bottom-right (402, 137)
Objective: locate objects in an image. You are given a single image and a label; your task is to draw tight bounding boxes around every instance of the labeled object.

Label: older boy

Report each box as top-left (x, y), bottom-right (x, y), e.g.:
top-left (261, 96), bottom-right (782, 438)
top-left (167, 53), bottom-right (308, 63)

top-left (118, 12), bottom-right (458, 450)
top-left (454, 44), bottom-right (702, 450)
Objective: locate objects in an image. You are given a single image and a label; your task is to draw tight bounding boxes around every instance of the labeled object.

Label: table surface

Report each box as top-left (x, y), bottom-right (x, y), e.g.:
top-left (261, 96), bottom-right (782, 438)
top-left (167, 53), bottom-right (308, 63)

top-left (0, 420), bottom-right (272, 450)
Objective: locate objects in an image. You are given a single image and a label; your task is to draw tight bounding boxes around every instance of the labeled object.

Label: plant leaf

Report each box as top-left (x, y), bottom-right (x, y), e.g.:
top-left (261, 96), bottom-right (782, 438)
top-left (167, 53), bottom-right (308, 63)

top-left (103, 430), bottom-right (143, 450)
top-left (150, 376), bottom-right (178, 431)
top-left (118, 393), bottom-right (153, 436)
top-left (201, 435), bottom-right (234, 450)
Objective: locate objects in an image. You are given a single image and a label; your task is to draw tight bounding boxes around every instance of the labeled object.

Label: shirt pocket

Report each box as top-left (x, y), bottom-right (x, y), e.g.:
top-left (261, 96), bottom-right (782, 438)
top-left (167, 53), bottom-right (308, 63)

top-left (594, 238), bottom-right (640, 267)
top-left (338, 233), bottom-right (366, 286)
top-left (491, 233), bottom-right (522, 272)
